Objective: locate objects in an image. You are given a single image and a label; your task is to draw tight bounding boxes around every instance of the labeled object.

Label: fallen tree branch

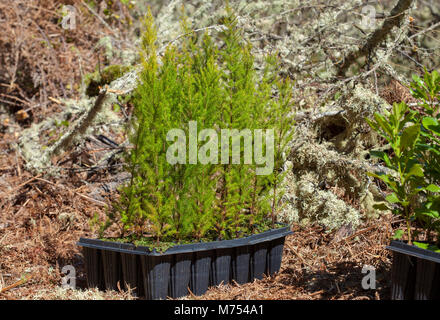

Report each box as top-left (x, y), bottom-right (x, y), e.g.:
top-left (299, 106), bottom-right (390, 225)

top-left (317, 11), bottom-right (411, 105)
top-left (337, 0), bottom-right (415, 76)
top-left (47, 67), bottom-right (139, 159)
top-left (294, 110), bottom-right (346, 123)
top-left (340, 226), bottom-right (377, 243)
top-left (51, 89), bottom-right (107, 156)
top-left (0, 275), bottom-right (31, 294)
top-left (408, 20), bottom-right (440, 39)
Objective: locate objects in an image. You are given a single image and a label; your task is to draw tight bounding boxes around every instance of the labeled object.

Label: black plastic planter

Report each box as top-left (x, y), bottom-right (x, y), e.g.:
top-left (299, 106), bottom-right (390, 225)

top-left (267, 237), bottom-right (286, 276)
top-left (77, 224), bottom-right (292, 299)
top-left (82, 247), bottom-right (105, 290)
top-left (169, 252), bottom-right (192, 298)
top-left (231, 245), bottom-right (250, 284)
top-left (190, 250), bottom-right (211, 295)
top-left (250, 242), bottom-right (268, 280)
top-left (387, 240), bottom-right (440, 300)
top-left (141, 254), bottom-right (172, 299)
top-left (210, 248), bottom-right (233, 286)
top-left (102, 250), bottom-right (123, 291)
top-left (120, 253), bottom-right (143, 297)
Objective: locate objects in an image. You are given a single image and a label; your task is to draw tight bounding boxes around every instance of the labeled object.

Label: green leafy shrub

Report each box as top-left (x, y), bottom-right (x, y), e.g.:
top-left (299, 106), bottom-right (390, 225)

top-left (414, 71), bottom-right (440, 245)
top-left (102, 8), bottom-right (294, 245)
top-left (367, 69), bottom-right (440, 247)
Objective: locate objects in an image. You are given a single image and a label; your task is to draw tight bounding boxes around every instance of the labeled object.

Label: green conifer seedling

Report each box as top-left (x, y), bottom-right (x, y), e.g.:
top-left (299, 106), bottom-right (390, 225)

top-left (106, 7), bottom-right (294, 246)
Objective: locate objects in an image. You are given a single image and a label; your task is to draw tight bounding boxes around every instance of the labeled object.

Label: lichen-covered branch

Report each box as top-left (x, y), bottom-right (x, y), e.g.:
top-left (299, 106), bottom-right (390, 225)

top-left (337, 0), bottom-right (415, 76)
top-left (48, 68), bottom-right (139, 157)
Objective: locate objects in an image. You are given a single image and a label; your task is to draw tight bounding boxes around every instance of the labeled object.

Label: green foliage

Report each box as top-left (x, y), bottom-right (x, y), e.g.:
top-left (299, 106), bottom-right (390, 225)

top-left (367, 69), bottom-right (440, 246)
top-left (104, 8), bottom-right (294, 244)
top-left (366, 102), bottom-right (422, 243)
top-left (413, 241), bottom-right (440, 252)
top-left (410, 69), bottom-right (440, 116)
top-left (414, 70), bottom-right (440, 244)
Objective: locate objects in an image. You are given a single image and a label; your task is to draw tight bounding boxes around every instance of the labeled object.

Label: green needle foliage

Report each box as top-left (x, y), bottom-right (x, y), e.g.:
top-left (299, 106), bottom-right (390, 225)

top-left (104, 7), bottom-right (294, 245)
top-left (367, 69), bottom-right (440, 247)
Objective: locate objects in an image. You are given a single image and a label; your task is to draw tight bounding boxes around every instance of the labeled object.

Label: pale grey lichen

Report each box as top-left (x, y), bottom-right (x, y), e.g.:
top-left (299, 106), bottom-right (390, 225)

top-left (277, 83), bottom-right (393, 230)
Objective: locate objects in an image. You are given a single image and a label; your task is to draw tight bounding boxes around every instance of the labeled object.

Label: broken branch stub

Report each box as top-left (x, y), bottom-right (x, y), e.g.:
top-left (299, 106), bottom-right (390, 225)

top-left (48, 68), bottom-right (139, 158)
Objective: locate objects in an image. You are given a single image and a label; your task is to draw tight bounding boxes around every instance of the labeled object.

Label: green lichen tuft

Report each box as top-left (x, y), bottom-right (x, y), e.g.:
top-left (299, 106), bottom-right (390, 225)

top-left (84, 65), bottom-right (133, 97)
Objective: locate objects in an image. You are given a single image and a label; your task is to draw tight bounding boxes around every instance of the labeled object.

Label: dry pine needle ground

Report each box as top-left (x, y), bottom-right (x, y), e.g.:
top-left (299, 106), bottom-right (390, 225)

top-left (0, 0), bottom-right (407, 300)
top-left (0, 133), bottom-right (394, 300)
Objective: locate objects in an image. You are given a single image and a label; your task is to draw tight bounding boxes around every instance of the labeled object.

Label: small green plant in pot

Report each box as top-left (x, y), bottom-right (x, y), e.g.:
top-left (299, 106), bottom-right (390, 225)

top-left (367, 69), bottom-right (440, 300)
top-left (78, 8), bottom-right (294, 299)
top-left (412, 70), bottom-right (440, 246)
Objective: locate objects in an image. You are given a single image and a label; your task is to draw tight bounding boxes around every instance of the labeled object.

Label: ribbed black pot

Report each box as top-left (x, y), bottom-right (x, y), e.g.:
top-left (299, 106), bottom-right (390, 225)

top-left (387, 240), bottom-right (440, 300)
top-left (78, 224), bottom-right (292, 299)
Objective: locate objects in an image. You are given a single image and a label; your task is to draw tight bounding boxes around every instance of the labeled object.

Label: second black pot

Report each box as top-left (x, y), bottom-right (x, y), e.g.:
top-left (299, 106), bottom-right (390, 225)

top-left (387, 240), bottom-right (440, 300)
